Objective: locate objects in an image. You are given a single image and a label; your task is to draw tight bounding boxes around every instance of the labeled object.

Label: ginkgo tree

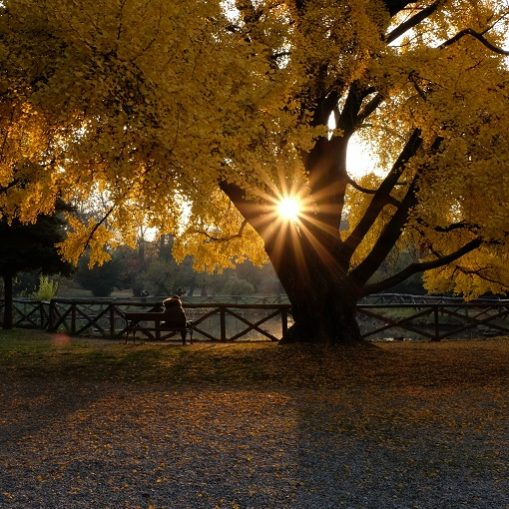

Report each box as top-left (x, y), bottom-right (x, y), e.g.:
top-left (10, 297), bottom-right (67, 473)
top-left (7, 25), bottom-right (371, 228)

top-left (1, 0), bottom-right (509, 344)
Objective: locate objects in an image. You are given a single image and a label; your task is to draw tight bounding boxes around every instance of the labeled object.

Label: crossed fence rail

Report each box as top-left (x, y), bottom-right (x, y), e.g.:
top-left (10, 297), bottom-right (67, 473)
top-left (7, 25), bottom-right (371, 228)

top-left (0, 299), bottom-right (290, 342)
top-left (1, 297), bottom-right (509, 341)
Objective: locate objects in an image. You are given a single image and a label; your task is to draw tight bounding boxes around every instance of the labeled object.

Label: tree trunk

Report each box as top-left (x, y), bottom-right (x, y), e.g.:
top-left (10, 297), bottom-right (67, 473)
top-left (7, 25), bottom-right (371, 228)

top-left (281, 285), bottom-right (361, 344)
top-left (221, 182), bottom-right (363, 345)
top-left (2, 273), bottom-right (13, 330)
top-left (266, 223), bottom-right (362, 344)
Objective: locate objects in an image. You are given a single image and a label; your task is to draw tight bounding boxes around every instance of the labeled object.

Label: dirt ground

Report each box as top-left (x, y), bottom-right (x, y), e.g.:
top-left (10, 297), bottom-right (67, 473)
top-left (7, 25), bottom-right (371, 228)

top-left (0, 337), bottom-right (508, 508)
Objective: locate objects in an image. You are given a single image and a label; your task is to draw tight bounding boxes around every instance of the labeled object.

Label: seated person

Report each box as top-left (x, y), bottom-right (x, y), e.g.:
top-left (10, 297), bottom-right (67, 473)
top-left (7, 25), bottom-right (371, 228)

top-left (162, 296), bottom-right (187, 327)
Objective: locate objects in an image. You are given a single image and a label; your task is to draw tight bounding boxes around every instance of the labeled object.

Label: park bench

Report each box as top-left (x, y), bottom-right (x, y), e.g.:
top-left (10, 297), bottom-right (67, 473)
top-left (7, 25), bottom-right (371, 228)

top-left (123, 311), bottom-right (193, 344)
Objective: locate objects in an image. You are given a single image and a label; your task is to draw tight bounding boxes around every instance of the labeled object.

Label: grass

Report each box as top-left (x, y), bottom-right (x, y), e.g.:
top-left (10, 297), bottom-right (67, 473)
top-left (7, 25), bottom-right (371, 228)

top-left (2, 328), bottom-right (509, 391)
top-left (3, 329), bottom-right (509, 467)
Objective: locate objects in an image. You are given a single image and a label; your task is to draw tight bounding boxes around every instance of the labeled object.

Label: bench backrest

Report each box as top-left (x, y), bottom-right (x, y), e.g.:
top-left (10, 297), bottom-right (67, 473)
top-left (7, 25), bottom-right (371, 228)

top-left (125, 309), bottom-right (186, 327)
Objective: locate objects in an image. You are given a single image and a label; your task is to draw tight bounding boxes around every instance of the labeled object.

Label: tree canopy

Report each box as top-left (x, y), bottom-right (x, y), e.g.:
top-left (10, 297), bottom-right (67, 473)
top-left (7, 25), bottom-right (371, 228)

top-left (1, 0), bottom-right (509, 342)
top-left (0, 207), bottom-right (72, 328)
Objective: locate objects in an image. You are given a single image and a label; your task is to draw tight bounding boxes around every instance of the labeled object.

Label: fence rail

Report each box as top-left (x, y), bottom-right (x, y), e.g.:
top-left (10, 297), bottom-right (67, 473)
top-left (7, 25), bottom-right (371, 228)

top-left (43, 299), bottom-right (290, 342)
top-left (2, 297), bottom-right (509, 341)
top-left (359, 292), bottom-right (509, 305)
top-left (357, 302), bottom-right (509, 341)
top-left (0, 299), bottom-right (51, 330)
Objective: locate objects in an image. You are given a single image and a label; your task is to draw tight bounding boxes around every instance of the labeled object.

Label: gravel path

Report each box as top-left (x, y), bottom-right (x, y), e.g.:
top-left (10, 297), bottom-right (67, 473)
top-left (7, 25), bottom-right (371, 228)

top-left (0, 378), bottom-right (508, 508)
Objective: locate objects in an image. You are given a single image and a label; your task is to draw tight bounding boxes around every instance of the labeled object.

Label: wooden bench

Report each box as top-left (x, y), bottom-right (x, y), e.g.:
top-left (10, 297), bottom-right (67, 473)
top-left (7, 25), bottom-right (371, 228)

top-left (123, 312), bottom-right (193, 345)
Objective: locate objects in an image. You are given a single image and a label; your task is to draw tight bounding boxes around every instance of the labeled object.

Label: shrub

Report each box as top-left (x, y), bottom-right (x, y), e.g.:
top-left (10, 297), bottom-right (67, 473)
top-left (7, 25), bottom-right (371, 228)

top-left (222, 276), bottom-right (255, 296)
top-left (32, 275), bottom-right (59, 300)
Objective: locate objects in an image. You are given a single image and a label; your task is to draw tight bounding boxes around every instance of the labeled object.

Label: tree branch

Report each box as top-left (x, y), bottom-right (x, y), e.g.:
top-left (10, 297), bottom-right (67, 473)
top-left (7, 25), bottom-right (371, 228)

top-left (416, 218), bottom-right (481, 235)
top-left (408, 70), bottom-right (430, 100)
top-left (350, 177), bottom-right (419, 287)
top-left (189, 219), bottom-right (248, 242)
top-left (343, 128), bottom-right (422, 261)
top-left (219, 180), bottom-right (257, 221)
top-left (361, 237), bottom-right (483, 295)
top-left (383, 0), bottom-right (419, 17)
top-left (312, 88), bottom-right (341, 128)
top-left (356, 92), bottom-right (384, 123)
top-left (386, 0), bottom-right (443, 44)
top-left (348, 132), bottom-right (445, 284)
top-left (451, 264), bottom-right (508, 289)
top-left (337, 82), bottom-right (378, 134)
top-left (440, 28), bottom-right (509, 55)
top-left (81, 204), bottom-right (116, 255)
top-left (347, 176), bottom-right (401, 207)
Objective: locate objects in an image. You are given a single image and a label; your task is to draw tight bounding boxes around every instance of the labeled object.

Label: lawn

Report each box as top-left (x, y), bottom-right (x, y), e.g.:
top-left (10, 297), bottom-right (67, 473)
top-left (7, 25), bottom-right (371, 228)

top-left (0, 330), bottom-right (508, 508)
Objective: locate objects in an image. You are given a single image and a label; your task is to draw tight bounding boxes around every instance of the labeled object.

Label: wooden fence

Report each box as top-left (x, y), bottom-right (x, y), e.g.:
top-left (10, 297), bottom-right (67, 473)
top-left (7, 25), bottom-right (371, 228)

top-left (1, 299), bottom-right (290, 342)
top-left (0, 299), bottom-right (51, 330)
top-left (357, 302), bottom-right (509, 341)
top-left (1, 297), bottom-right (509, 341)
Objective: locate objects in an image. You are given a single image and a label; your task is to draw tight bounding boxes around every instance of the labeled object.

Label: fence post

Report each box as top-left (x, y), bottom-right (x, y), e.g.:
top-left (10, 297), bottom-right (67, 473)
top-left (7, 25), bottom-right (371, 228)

top-left (109, 304), bottom-right (116, 338)
top-left (432, 305), bottom-right (440, 341)
top-left (71, 302), bottom-right (77, 335)
top-left (38, 302), bottom-right (44, 329)
top-left (47, 300), bottom-right (54, 331)
top-left (220, 306), bottom-right (226, 341)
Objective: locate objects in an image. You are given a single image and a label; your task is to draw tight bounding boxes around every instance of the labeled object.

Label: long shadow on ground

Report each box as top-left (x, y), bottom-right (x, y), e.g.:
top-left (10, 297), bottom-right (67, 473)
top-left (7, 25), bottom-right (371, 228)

top-left (0, 338), bottom-right (508, 508)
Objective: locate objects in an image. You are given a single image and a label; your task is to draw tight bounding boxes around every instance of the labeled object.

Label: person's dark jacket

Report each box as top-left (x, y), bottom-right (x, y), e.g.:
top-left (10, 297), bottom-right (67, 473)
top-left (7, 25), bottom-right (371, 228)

top-left (162, 296), bottom-right (186, 327)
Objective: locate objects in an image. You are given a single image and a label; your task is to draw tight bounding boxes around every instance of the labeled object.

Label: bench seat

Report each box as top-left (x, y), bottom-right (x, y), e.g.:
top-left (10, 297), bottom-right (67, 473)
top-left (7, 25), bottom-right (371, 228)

top-left (123, 312), bottom-right (193, 344)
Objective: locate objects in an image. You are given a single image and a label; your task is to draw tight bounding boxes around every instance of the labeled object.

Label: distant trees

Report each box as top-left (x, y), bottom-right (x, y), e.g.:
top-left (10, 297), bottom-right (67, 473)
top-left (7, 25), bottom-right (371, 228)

top-left (69, 230), bottom-right (282, 299)
top-left (73, 238), bottom-right (281, 299)
top-left (221, 275), bottom-right (255, 296)
top-left (75, 256), bottom-right (121, 297)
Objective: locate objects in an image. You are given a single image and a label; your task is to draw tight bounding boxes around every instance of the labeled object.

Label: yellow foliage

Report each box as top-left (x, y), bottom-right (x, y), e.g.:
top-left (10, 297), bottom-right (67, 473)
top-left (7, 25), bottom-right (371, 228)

top-left (0, 0), bottom-right (509, 298)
